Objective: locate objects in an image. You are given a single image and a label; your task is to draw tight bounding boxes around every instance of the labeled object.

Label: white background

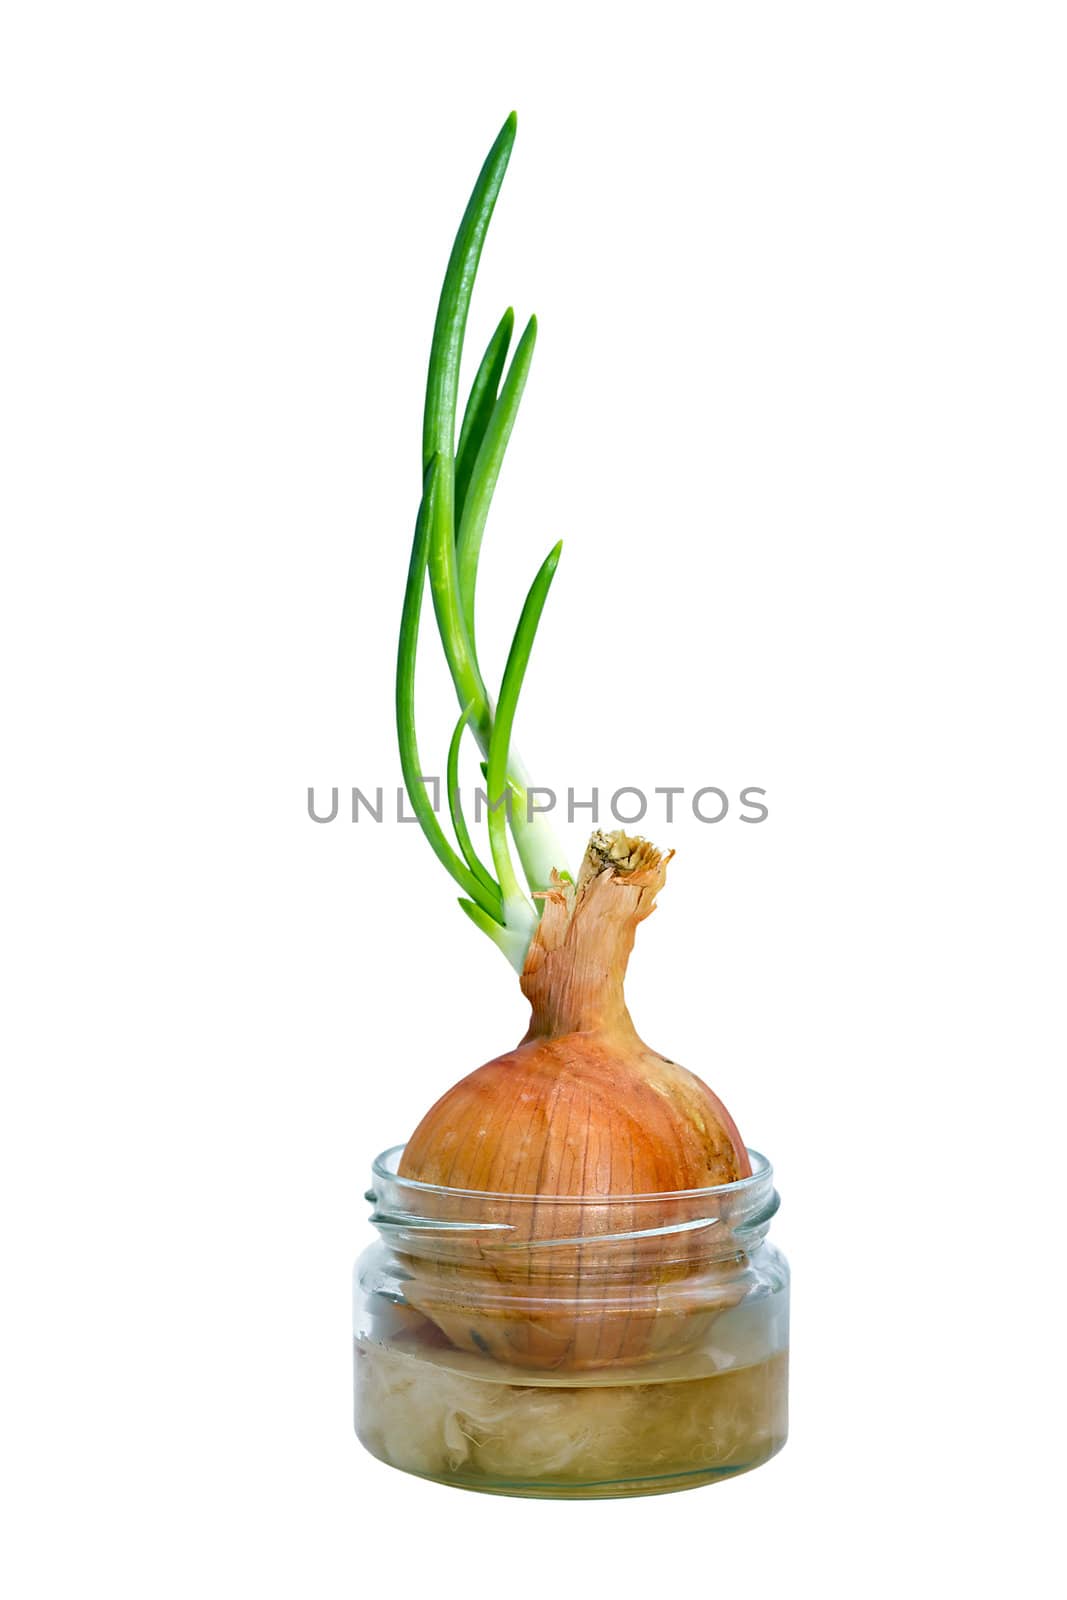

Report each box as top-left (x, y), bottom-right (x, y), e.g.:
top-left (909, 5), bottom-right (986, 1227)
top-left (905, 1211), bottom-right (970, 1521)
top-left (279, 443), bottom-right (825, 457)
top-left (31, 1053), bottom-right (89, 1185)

top-left (2, 3), bottom-right (1063, 1595)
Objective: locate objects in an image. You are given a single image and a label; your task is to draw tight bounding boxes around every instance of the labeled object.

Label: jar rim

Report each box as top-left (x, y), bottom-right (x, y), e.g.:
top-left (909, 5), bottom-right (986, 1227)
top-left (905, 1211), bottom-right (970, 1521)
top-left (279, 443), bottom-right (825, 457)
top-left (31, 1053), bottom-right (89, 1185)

top-left (370, 1144), bottom-right (772, 1205)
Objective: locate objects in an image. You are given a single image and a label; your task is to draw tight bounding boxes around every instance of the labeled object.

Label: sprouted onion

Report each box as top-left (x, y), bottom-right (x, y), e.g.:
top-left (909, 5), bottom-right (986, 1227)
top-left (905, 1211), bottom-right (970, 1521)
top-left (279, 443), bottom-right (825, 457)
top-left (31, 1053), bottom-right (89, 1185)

top-left (392, 114), bottom-right (750, 1368)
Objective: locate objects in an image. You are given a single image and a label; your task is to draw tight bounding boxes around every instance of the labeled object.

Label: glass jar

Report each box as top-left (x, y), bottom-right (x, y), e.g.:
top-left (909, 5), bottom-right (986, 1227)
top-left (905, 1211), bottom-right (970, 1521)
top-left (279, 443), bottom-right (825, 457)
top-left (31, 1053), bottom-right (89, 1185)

top-left (354, 1145), bottom-right (789, 1499)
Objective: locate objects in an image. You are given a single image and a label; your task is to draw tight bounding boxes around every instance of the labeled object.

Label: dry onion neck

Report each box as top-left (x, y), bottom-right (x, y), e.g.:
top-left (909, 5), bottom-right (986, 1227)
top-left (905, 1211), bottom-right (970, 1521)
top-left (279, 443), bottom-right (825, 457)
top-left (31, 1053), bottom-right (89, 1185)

top-left (522, 831), bottom-right (672, 1041)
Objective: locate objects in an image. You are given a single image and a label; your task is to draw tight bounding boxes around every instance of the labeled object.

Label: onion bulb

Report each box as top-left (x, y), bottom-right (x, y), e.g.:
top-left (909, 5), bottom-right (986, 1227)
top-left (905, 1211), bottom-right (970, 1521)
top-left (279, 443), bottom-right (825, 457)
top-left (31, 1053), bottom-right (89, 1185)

top-left (397, 832), bottom-right (750, 1370)
top-left (401, 831), bottom-right (748, 1195)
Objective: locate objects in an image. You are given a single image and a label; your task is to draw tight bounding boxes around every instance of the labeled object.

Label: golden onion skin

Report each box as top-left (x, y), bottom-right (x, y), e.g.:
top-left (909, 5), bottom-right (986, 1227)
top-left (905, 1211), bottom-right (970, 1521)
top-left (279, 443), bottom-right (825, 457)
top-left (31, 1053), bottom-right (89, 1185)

top-left (400, 1033), bottom-right (748, 1199)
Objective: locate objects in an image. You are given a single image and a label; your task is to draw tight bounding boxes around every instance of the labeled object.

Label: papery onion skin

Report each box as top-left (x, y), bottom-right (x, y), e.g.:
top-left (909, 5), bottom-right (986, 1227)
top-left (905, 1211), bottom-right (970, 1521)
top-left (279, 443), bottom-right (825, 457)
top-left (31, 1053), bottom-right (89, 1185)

top-left (397, 832), bottom-right (751, 1370)
top-left (400, 1033), bottom-right (748, 1199)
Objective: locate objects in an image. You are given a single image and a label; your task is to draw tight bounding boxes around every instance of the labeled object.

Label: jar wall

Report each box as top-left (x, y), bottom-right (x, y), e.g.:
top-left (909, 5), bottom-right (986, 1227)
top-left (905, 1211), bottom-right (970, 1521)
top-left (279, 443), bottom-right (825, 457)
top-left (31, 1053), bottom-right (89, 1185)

top-left (353, 1148), bottom-right (789, 1499)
